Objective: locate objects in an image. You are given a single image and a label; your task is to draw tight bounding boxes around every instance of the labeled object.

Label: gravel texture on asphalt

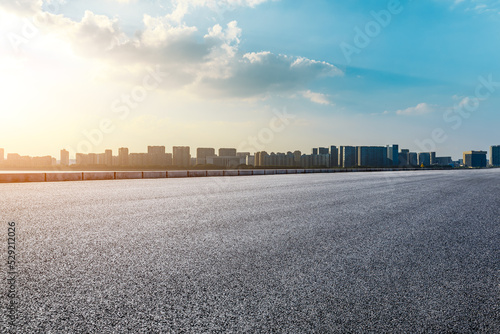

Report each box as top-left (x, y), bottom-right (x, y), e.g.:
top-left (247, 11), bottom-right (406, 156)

top-left (1, 169), bottom-right (499, 333)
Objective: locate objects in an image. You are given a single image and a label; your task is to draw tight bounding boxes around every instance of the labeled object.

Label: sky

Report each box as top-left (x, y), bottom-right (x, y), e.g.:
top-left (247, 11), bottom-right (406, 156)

top-left (1, 0), bottom-right (500, 160)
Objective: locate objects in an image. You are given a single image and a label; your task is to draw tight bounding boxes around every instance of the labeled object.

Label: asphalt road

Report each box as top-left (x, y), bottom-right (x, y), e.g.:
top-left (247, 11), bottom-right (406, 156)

top-left (1, 169), bottom-right (499, 333)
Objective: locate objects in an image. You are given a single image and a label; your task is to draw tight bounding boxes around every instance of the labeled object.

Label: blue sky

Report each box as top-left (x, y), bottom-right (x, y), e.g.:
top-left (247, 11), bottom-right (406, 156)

top-left (1, 0), bottom-right (499, 159)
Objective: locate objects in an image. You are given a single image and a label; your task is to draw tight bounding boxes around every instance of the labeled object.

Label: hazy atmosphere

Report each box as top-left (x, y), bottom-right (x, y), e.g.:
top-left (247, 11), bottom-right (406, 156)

top-left (2, 0), bottom-right (500, 159)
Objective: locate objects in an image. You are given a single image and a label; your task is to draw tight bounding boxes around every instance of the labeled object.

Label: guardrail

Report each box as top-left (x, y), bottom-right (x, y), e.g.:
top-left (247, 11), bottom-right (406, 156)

top-left (0, 168), bottom-right (430, 183)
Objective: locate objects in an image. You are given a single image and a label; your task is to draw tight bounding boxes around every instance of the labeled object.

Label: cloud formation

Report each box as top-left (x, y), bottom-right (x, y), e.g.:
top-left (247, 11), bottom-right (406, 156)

top-left (0, 0), bottom-right (340, 100)
top-left (301, 90), bottom-right (332, 105)
top-left (395, 103), bottom-right (435, 115)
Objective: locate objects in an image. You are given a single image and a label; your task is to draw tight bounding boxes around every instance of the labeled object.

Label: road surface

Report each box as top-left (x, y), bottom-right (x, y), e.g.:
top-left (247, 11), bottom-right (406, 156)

top-left (1, 169), bottom-right (499, 332)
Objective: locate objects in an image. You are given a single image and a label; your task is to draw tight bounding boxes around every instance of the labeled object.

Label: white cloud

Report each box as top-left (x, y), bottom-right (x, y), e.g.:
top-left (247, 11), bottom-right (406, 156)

top-left (301, 90), bottom-right (332, 105)
top-left (166, 0), bottom-right (274, 23)
top-left (395, 103), bottom-right (435, 115)
top-left (447, 0), bottom-right (500, 13)
top-left (0, 0), bottom-right (339, 101)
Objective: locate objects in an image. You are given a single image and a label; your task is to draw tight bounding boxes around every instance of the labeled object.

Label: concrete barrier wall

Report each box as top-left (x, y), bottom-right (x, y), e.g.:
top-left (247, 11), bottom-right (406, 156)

top-left (0, 173), bottom-right (46, 183)
top-left (143, 171), bottom-right (166, 178)
top-left (116, 171), bottom-right (143, 179)
top-left (207, 170), bottom-right (224, 176)
top-left (46, 172), bottom-right (83, 182)
top-left (83, 172), bottom-right (115, 181)
top-left (188, 170), bottom-right (207, 177)
top-left (0, 168), bottom-right (437, 184)
top-left (167, 171), bottom-right (188, 178)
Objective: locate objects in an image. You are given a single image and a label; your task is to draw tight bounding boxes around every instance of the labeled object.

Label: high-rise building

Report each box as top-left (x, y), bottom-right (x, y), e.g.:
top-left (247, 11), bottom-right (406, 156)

top-left (0, 148), bottom-right (4, 162)
top-left (173, 146), bottom-right (191, 167)
top-left (343, 146), bottom-right (356, 168)
top-left (293, 151), bottom-right (301, 165)
top-left (318, 147), bottom-right (329, 155)
top-left (387, 144), bottom-right (399, 166)
top-left (430, 152), bottom-right (436, 165)
top-left (408, 152), bottom-right (418, 166)
top-left (358, 146), bottom-right (387, 167)
top-left (330, 146), bottom-right (338, 167)
top-left (118, 147), bottom-right (129, 166)
top-left (338, 146), bottom-right (344, 168)
top-left (463, 151), bottom-right (487, 168)
top-left (60, 149), bottom-right (69, 166)
top-left (218, 148), bottom-right (236, 157)
top-left (197, 148), bottom-right (216, 165)
top-left (399, 149), bottom-right (410, 167)
top-left (312, 148), bottom-right (318, 155)
top-left (147, 146), bottom-right (167, 166)
top-left (490, 145), bottom-right (500, 166)
top-left (104, 149), bottom-right (113, 166)
top-left (418, 152), bottom-right (431, 166)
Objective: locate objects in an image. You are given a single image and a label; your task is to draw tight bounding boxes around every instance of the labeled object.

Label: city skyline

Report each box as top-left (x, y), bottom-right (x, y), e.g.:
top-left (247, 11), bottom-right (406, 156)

top-left (2, 143), bottom-right (499, 168)
top-left (1, 1), bottom-right (500, 159)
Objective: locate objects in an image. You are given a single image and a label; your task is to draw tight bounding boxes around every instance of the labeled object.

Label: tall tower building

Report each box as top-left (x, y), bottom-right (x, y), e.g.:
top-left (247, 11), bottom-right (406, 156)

top-left (387, 145), bottom-right (399, 167)
top-left (338, 146), bottom-right (344, 168)
top-left (60, 149), bottom-right (70, 166)
top-left (197, 148), bottom-right (215, 165)
top-left (330, 146), bottom-right (338, 167)
top-left (104, 149), bottom-right (113, 166)
top-left (118, 147), bottom-right (129, 166)
top-left (399, 149), bottom-right (410, 166)
top-left (490, 145), bottom-right (500, 166)
top-left (343, 146), bottom-right (356, 168)
top-left (173, 146), bottom-right (191, 167)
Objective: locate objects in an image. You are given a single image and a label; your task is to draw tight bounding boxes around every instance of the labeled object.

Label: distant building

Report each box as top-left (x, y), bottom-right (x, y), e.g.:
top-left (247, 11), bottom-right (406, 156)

top-left (490, 145), bottom-right (500, 166)
top-left (399, 149), bottom-right (410, 167)
top-left (254, 151), bottom-right (268, 167)
top-left (330, 146), bottom-right (338, 167)
top-left (318, 147), bottom-right (329, 155)
top-left (387, 145), bottom-right (399, 166)
top-left (60, 149), bottom-right (70, 166)
top-left (343, 146), bottom-right (357, 168)
top-left (246, 155), bottom-right (255, 166)
top-left (463, 151), bottom-right (487, 168)
top-left (408, 152), bottom-right (418, 166)
top-left (218, 148), bottom-right (237, 157)
top-left (148, 146), bottom-right (169, 166)
top-left (0, 148), bottom-right (4, 162)
top-left (312, 148), bottom-right (318, 155)
top-left (418, 152), bottom-right (431, 166)
top-left (434, 156), bottom-right (452, 166)
top-left (207, 156), bottom-right (243, 168)
top-left (358, 146), bottom-right (387, 167)
top-left (430, 152), bottom-right (436, 165)
top-left (196, 148), bottom-right (216, 165)
top-left (118, 147), bottom-right (129, 166)
top-left (338, 146), bottom-right (344, 168)
top-left (104, 149), bottom-right (113, 166)
top-left (173, 146), bottom-right (190, 167)
top-left (32, 156), bottom-right (53, 167)
top-left (129, 153), bottom-right (147, 166)
top-left (293, 151), bottom-right (301, 165)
